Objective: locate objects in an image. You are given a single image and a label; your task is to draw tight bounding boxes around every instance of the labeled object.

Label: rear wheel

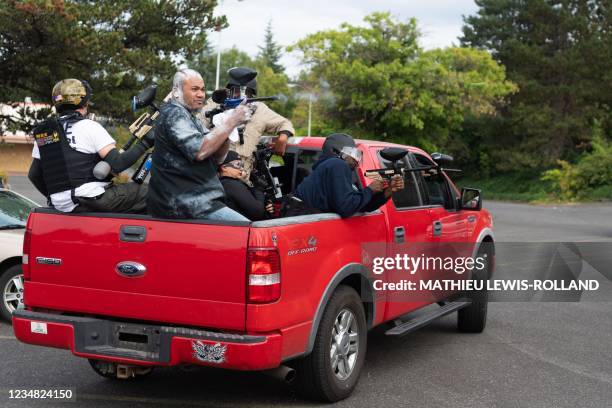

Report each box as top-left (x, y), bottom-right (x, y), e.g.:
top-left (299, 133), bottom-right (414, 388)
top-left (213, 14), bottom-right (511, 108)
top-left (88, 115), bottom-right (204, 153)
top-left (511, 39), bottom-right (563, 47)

top-left (0, 265), bottom-right (25, 322)
top-left (457, 246), bottom-right (491, 333)
top-left (293, 285), bottom-right (367, 402)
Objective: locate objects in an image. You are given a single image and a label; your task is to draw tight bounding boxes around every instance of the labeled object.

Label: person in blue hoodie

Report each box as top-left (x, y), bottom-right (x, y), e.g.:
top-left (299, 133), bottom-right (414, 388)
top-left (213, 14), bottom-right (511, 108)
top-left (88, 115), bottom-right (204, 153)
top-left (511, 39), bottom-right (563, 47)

top-left (294, 133), bottom-right (404, 218)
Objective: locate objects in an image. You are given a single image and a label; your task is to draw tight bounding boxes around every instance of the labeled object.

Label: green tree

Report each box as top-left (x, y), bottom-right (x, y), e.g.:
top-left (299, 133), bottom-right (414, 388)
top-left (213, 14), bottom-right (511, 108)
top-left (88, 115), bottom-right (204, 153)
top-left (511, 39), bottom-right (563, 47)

top-left (290, 12), bottom-right (516, 152)
top-left (190, 46), bottom-right (255, 91)
top-left (189, 46), bottom-right (293, 116)
top-left (257, 20), bottom-right (284, 74)
top-left (462, 0), bottom-right (612, 170)
top-left (251, 60), bottom-right (294, 117)
top-left (0, 0), bottom-right (225, 130)
top-left (542, 121), bottom-right (612, 200)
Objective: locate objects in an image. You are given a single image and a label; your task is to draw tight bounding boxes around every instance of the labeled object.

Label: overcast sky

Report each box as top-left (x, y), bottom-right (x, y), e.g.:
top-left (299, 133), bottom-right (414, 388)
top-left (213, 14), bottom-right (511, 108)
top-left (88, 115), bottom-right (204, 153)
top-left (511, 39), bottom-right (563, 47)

top-left (213, 0), bottom-right (479, 78)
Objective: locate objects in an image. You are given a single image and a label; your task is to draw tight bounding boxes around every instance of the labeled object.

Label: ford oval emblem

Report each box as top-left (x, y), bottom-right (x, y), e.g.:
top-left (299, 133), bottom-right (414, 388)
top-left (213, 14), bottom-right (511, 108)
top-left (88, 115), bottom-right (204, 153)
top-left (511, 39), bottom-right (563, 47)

top-left (116, 261), bottom-right (147, 278)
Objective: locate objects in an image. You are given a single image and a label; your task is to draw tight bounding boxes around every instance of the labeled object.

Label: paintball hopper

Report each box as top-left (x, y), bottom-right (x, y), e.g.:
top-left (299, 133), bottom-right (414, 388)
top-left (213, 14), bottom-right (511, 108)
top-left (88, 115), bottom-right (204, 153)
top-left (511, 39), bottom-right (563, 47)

top-left (227, 67), bottom-right (257, 87)
top-left (380, 147), bottom-right (408, 163)
top-left (131, 84), bottom-right (158, 111)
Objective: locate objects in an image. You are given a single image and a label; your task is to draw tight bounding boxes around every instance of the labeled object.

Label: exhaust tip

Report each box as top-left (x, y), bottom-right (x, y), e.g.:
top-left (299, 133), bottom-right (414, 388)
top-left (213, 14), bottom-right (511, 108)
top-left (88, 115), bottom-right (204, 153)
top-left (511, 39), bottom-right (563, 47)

top-left (263, 365), bottom-right (296, 384)
top-left (284, 368), bottom-right (296, 383)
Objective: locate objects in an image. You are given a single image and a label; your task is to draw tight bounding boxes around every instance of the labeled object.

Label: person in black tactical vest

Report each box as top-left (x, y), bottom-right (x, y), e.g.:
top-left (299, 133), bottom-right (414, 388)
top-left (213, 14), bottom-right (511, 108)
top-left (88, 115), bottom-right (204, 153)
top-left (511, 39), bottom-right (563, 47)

top-left (28, 78), bottom-right (152, 213)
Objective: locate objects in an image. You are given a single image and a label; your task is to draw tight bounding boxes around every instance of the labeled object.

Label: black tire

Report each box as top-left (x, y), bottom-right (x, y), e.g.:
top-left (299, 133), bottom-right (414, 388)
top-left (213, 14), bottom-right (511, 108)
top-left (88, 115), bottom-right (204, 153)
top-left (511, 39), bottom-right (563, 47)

top-left (0, 264), bottom-right (24, 322)
top-left (293, 285), bottom-right (367, 402)
top-left (457, 247), bottom-right (491, 333)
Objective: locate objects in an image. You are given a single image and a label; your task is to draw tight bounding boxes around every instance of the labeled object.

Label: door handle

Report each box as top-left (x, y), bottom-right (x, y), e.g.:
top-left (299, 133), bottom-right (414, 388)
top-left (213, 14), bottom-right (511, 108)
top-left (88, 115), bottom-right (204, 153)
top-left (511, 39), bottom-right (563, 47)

top-left (394, 226), bottom-right (405, 244)
top-left (433, 221), bottom-right (443, 237)
top-left (120, 225), bottom-right (147, 242)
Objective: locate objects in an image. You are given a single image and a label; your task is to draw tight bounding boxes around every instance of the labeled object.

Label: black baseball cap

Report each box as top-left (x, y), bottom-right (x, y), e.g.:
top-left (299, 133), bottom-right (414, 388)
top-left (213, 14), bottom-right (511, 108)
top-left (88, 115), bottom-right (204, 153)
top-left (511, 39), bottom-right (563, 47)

top-left (219, 150), bottom-right (241, 167)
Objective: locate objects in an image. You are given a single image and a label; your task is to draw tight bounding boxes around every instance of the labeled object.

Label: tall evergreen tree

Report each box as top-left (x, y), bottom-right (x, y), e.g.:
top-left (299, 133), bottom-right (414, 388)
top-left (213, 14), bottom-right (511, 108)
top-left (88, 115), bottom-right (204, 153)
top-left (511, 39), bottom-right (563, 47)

top-left (461, 0), bottom-right (612, 170)
top-left (257, 20), bottom-right (284, 73)
top-left (0, 0), bottom-right (225, 131)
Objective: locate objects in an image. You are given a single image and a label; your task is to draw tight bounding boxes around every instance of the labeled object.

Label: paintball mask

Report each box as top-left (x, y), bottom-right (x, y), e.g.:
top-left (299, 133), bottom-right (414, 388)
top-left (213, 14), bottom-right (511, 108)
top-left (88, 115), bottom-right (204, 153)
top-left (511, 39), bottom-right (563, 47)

top-left (340, 146), bottom-right (362, 168)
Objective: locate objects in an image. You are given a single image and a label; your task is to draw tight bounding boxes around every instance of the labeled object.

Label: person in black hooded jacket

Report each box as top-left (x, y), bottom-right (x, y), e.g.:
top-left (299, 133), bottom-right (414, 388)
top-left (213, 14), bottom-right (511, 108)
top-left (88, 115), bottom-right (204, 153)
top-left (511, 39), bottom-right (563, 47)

top-left (295, 133), bottom-right (404, 218)
top-left (218, 151), bottom-right (274, 221)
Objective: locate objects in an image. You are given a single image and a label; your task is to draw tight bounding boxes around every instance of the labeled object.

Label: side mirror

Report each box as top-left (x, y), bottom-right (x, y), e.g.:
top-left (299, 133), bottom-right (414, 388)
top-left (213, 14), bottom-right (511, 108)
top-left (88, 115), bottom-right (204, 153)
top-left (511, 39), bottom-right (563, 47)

top-left (460, 187), bottom-right (482, 211)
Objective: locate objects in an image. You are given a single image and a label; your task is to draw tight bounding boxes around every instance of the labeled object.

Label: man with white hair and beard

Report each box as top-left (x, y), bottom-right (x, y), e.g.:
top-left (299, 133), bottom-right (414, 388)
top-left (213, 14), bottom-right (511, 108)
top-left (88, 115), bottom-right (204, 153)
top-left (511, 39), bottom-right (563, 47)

top-left (148, 68), bottom-right (252, 220)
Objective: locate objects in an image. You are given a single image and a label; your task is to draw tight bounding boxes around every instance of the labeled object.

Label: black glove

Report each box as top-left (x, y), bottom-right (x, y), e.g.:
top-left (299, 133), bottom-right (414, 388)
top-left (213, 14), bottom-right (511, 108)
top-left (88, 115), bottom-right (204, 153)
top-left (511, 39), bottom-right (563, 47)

top-left (140, 128), bottom-right (155, 149)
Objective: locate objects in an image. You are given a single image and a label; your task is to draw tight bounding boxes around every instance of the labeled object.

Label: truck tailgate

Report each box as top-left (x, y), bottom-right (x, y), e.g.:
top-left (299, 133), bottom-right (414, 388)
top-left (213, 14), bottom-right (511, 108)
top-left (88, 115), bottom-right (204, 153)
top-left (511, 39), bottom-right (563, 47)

top-left (25, 212), bottom-right (249, 330)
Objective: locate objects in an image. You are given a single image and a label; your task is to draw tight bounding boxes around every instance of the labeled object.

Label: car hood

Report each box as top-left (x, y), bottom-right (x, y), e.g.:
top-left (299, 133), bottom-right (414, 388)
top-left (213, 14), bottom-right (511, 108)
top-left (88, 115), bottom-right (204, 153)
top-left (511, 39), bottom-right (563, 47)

top-left (0, 228), bottom-right (25, 260)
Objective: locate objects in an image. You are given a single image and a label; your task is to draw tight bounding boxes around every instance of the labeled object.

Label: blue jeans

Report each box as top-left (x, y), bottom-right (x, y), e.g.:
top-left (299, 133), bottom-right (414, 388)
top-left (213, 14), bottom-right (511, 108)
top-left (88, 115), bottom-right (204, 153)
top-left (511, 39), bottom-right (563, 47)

top-left (206, 206), bottom-right (250, 222)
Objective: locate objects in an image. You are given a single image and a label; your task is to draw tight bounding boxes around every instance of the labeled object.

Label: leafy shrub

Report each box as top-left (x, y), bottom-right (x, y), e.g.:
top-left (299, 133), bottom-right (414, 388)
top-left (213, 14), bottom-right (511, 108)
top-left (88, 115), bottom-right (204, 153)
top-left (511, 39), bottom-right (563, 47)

top-left (542, 131), bottom-right (612, 200)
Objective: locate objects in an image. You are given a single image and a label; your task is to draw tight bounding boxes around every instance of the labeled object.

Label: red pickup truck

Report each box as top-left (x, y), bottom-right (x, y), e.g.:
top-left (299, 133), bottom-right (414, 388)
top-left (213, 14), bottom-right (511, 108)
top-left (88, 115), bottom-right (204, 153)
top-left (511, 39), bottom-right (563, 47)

top-left (13, 137), bottom-right (494, 402)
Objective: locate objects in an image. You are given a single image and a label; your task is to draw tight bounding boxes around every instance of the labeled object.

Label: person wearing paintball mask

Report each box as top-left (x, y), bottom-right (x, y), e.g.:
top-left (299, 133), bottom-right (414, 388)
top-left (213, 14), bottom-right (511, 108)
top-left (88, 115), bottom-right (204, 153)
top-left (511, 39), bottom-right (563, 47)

top-left (294, 133), bottom-right (404, 218)
top-left (199, 67), bottom-right (295, 179)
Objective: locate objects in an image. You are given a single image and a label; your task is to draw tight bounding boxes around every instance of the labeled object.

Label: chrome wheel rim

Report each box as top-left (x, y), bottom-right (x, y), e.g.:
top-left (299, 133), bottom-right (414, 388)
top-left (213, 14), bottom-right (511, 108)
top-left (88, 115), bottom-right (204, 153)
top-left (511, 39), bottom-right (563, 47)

top-left (330, 308), bottom-right (359, 380)
top-left (3, 273), bottom-right (24, 315)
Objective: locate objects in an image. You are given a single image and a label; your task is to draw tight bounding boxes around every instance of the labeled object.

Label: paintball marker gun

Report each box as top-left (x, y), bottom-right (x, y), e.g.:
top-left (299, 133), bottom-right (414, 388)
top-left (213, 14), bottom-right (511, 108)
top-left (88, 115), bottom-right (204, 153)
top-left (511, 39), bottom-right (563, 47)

top-left (92, 85), bottom-right (170, 182)
top-left (204, 88), bottom-right (280, 117)
top-left (130, 87), bottom-right (172, 184)
top-left (124, 85), bottom-right (161, 150)
top-left (364, 148), bottom-right (461, 181)
top-left (204, 67), bottom-right (279, 145)
top-left (250, 136), bottom-right (283, 205)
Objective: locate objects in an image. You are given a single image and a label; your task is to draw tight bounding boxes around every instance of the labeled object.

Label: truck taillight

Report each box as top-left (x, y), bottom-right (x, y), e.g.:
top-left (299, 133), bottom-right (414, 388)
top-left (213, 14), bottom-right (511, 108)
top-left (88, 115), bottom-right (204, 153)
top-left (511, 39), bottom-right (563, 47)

top-left (247, 248), bottom-right (281, 303)
top-left (22, 227), bottom-right (32, 279)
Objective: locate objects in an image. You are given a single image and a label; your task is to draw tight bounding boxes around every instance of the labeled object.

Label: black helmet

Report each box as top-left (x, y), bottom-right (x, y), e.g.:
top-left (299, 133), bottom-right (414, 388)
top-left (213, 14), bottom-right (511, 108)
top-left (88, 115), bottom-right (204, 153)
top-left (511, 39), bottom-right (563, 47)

top-left (322, 133), bottom-right (355, 156)
top-left (226, 66), bottom-right (257, 96)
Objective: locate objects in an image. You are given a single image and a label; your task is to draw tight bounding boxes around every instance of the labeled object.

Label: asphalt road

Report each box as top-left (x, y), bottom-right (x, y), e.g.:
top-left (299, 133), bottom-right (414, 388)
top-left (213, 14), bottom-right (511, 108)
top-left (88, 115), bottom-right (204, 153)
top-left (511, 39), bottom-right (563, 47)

top-left (5, 174), bottom-right (46, 205)
top-left (1, 176), bottom-right (611, 408)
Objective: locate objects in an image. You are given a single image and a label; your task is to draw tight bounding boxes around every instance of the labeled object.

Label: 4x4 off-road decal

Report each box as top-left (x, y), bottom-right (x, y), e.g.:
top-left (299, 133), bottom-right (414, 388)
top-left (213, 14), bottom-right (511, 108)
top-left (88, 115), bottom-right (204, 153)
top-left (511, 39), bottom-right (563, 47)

top-left (287, 235), bottom-right (318, 256)
top-left (191, 341), bottom-right (227, 364)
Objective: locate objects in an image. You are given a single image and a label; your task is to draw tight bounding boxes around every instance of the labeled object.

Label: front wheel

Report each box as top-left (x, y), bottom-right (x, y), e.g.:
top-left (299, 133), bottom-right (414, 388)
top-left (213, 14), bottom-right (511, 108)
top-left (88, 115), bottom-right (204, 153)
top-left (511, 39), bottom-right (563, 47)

top-left (293, 285), bottom-right (367, 402)
top-left (0, 265), bottom-right (25, 322)
top-left (457, 246), bottom-right (491, 333)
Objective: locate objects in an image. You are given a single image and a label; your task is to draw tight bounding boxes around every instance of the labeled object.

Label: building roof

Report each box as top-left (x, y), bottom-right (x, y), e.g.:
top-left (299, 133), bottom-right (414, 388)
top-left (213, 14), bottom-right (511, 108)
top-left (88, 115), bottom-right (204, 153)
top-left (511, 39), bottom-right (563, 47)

top-left (0, 101), bottom-right (49, 145)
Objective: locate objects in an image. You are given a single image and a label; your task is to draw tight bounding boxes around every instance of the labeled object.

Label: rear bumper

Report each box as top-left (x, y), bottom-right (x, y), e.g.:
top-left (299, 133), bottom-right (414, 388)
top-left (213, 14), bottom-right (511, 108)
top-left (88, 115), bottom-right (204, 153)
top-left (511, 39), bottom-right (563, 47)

top-left (12, 310), bottom-right (282, 370)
